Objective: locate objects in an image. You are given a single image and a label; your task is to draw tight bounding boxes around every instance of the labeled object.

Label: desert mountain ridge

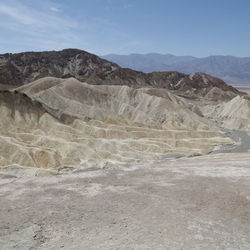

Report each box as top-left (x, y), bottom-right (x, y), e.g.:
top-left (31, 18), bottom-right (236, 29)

top-left (0, 49), bottom-right (241, 100)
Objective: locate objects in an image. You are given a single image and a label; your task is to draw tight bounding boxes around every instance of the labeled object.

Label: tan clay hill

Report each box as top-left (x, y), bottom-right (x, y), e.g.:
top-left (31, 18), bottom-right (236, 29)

top-left (0, 76), bottom-right (237, 174)
top-left (203, 95), bottom-right (250, 130)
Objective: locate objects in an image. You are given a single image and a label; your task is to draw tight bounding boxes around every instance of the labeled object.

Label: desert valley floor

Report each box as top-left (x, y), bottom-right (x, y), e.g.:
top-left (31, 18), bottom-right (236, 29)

top-left (0, 154), bottom-right (250, 249)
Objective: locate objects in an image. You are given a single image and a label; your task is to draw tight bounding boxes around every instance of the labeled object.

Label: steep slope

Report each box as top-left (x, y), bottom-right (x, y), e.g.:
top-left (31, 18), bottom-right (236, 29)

top-left (16, 77), bottom-right (214, 130)
top-left (0, 77), bottom-right (234, 173)
top-left (203, 95), bottom-right (250, 130)
top-left (0, 49), bottom-right (241, 99)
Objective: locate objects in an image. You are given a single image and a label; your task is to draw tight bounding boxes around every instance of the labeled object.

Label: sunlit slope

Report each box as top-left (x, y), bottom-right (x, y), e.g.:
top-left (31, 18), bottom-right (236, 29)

top-left (0, 77), bottom-right (234, 171)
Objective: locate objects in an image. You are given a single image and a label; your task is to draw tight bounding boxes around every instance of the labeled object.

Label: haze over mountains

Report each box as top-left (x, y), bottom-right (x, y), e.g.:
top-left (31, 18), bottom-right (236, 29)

top-left (102, 53), bottom-right (250, 86)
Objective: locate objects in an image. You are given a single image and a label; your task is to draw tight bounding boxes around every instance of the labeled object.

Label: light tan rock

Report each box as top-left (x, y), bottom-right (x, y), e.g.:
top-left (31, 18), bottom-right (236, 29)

top-left (0, 77), bottom-right (236, 174)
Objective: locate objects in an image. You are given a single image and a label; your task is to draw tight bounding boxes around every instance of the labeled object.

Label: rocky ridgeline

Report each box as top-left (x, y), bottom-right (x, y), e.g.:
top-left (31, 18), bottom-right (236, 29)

top-left (0, 49), bottom-right (241, 98)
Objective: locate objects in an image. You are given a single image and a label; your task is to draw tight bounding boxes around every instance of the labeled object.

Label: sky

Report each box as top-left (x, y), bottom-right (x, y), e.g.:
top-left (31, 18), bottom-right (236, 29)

top-left (0, 0), bottom-right (249, 57)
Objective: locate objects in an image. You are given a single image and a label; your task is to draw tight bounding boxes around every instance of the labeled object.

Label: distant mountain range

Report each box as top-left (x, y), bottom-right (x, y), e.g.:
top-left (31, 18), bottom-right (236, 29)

top-left (102, 53), bottom-right (250, 86)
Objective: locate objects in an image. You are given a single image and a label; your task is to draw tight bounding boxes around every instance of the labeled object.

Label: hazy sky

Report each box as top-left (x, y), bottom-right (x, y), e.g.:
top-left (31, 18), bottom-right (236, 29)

top-left (0, 0), bottom-right (249, 56)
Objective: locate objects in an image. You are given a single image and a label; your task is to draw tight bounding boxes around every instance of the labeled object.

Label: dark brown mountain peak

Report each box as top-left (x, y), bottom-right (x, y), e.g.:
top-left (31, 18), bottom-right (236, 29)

top-left (0, 49), bottom-right (119, 86)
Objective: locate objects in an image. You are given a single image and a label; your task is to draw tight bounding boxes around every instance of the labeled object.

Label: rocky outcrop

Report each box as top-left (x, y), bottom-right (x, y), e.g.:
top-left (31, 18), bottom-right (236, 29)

top-left (0, 49), bottom-right (119, 86)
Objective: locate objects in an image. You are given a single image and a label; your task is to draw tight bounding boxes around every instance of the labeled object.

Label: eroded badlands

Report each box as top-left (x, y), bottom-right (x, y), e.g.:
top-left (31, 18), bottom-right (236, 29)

top-left (1, 77), bottom-right (245, 174)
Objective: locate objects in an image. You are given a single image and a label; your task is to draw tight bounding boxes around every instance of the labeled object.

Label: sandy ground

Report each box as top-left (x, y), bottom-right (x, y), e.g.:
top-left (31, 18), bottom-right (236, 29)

top-left (0, 153), bottom-right (250, 250)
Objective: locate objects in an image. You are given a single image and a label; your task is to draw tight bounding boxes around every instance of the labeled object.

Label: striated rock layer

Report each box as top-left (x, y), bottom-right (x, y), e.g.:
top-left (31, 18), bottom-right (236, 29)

top-left (0, 77), bottom-right (234, 172)
top-left (202, 95), bottom-right (250, 130)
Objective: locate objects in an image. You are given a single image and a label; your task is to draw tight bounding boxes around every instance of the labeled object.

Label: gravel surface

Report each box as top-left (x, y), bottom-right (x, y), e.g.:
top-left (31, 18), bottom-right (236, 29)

top-left (1, 154), bottom-right (250, 249)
